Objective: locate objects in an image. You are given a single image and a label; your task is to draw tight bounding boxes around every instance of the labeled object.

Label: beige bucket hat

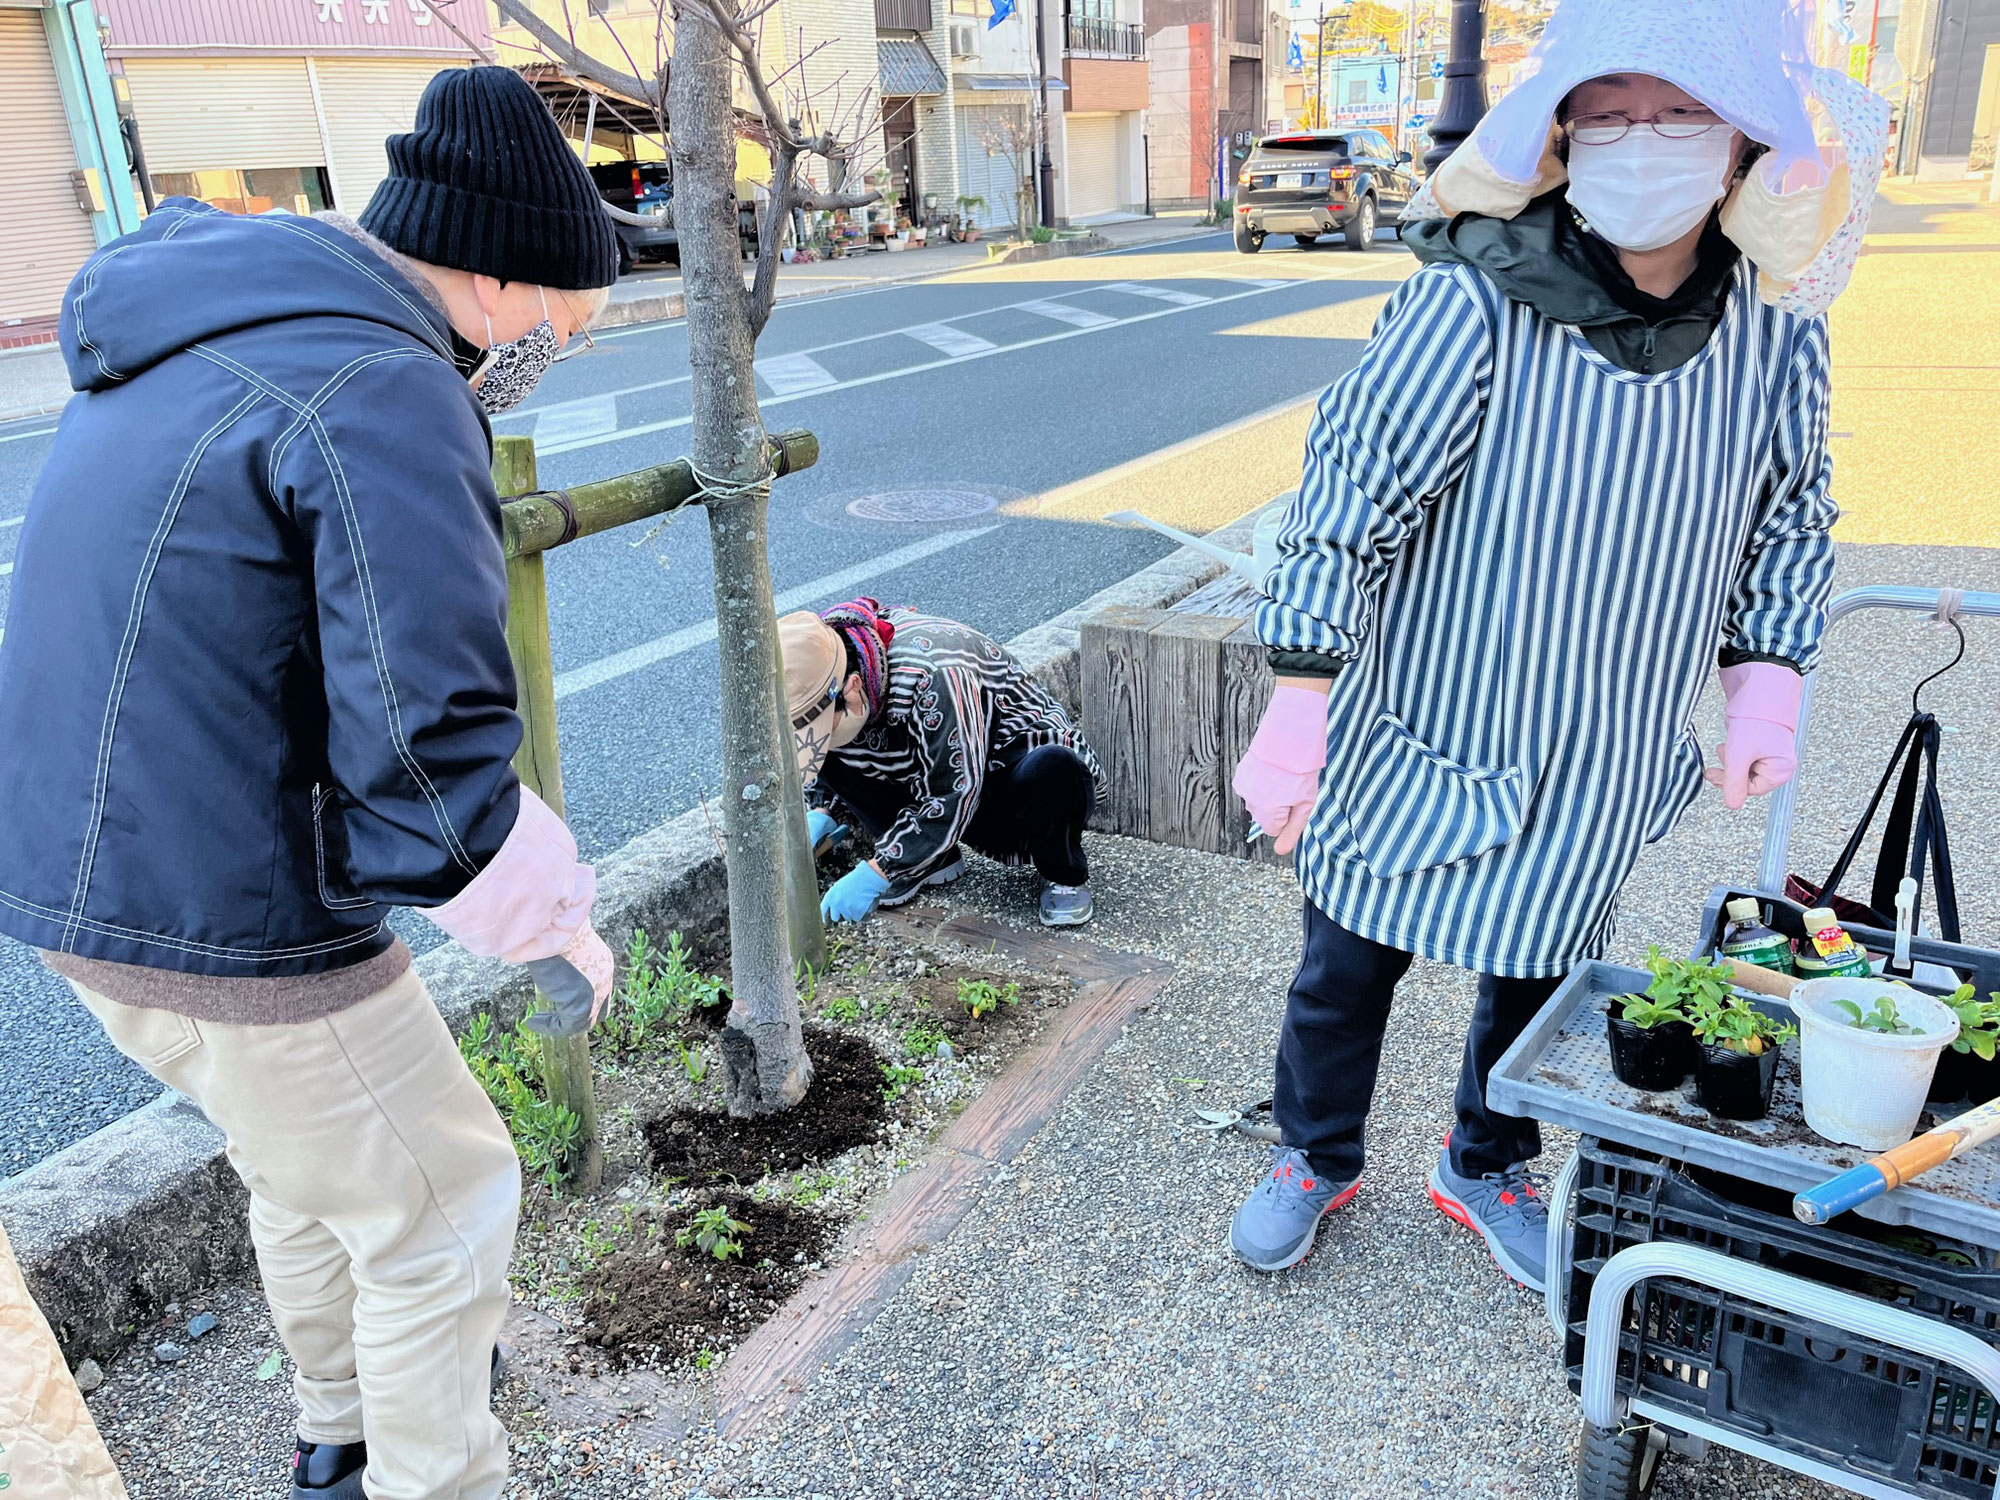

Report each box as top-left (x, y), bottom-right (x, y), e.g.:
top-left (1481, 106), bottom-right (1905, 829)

top-left (779, 609), bottom-right (843, 781)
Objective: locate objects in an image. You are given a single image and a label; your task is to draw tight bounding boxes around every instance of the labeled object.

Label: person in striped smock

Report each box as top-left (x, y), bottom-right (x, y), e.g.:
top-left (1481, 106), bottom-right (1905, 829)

top-left (780, 599), bottom-right (1106, 928)
top-left (1227, 0), bottom-right (1891, 1291)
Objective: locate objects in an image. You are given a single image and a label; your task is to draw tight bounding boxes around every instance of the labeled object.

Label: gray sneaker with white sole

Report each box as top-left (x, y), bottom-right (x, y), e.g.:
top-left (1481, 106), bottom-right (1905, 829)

top-left (1228, 1146), bottom-right (1361, 1271)
top-left (1427, 1150), bottom-right (1548, 1293)
top-left (1038, 881), bottom-right (1094, 926)
top-left (879, 852), bottom-right (965, 907)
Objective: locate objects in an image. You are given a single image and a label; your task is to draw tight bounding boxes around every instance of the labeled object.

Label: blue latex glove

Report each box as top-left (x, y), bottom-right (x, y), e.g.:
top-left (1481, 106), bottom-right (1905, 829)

top-left (807, 808), bottom-right (849, 853)
top-left (822, 861), bottom-right (891, 924)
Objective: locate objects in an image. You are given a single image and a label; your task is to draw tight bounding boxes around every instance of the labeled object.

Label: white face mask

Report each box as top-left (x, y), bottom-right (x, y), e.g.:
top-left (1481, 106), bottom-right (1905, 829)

top-left (1566, 129), bottom-right (1737, 253)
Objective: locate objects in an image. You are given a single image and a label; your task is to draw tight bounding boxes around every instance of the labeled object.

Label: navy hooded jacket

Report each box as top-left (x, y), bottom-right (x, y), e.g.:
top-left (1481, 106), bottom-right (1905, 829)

top-left (0, 201), bottom-right (522, 977)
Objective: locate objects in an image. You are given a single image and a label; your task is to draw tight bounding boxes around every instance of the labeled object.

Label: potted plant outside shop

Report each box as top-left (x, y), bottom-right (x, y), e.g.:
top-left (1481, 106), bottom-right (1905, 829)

top-left (1690, 990), bottom-right (1796, 1121)
top-left (956, 195), bottom-right (985, 242)
top-left (1933, 985), bottom-right (2000, 1105)
top-left (1605, 946), bottom-right (1707, 1091)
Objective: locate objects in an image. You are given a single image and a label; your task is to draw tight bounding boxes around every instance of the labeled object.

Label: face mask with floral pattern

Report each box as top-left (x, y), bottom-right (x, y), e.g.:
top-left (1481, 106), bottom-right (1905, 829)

top-left (473, 287), bottom-right (563, 415)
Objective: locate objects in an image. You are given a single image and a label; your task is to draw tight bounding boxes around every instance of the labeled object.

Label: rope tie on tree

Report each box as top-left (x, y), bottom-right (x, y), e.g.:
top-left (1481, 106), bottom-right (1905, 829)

top-left (627, 458), bottom-right (777, 562)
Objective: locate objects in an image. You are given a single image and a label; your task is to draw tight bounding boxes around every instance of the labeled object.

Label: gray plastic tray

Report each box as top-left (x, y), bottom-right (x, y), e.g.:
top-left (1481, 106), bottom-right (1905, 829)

top-left (1490, 959), bottom-right (2000, 1251)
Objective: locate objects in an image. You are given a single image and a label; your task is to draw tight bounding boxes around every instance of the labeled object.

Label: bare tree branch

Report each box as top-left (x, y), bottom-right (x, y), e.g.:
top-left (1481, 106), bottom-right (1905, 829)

top-left (491, 0), bottom-right (654, 102)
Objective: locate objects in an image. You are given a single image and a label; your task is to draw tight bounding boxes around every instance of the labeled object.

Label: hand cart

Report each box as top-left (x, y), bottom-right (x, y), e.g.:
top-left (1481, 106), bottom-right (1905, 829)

top-left (1490, 586), bottom-right (2000, 1499)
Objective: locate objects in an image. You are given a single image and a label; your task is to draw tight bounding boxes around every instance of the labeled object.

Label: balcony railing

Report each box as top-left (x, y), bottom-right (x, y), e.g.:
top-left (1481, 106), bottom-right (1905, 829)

top-left (1064, 16), bottom-right (1144, 57)
top-left (875, 0), bottom-right (932, 31)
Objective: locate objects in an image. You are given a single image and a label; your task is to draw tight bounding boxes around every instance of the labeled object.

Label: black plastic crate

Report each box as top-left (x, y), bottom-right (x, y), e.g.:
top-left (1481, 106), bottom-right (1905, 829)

top-left (1565, 1138), bottom-right (2000, 1497)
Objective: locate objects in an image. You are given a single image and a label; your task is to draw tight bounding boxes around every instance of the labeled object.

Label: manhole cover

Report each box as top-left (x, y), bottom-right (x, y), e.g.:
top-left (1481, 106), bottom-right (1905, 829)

top-left (845, 489), bottom-right (999, 523)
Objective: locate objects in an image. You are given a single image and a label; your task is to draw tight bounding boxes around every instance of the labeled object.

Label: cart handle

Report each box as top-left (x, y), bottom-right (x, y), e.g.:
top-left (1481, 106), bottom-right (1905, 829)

top-left (1758, 587), bottom-right (2000, 895)
top-left (1582, 1240), bottom-right (2000, 1498)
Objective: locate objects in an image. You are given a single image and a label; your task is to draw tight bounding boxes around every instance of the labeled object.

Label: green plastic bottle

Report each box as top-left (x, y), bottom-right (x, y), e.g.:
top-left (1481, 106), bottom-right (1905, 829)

top-left (1718, 897), bottom-right (1795, 976)
top-left (1794, 906), bottom-right (1874, 981)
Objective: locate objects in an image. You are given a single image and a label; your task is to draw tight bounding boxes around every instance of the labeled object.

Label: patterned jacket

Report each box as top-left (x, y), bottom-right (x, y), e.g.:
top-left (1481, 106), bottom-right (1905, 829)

top-left (812, 612), bottom-right (1104, 883)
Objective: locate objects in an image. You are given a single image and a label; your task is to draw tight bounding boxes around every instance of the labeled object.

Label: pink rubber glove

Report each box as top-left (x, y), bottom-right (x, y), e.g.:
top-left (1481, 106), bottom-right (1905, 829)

top-left (1704, 662), bottom-right (1803, 811)
top-left (1232, 684), bottom-right (1330, 855)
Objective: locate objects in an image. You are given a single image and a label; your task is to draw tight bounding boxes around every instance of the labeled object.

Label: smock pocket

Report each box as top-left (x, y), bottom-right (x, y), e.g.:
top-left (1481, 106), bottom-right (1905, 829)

top-left (1338, 710), bottom-right (1525, 880)
top-left (1644, 729), bottom-right (1708, 845)
top-left (312, 784), bottom-right (372, 911)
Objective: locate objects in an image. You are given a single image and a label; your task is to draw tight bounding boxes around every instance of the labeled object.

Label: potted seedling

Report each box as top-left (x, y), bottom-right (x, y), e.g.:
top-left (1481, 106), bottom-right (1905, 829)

top-left (1791, 978), bottom-right (1958, 1150)
top-left (1690, 988), bottom-right (1796, 1121)
top-left (1605, 946), bottom-right (1709, 1090)
top-left (1932, 985), bottom-right (2000, 1105)
top-left (956, 194), bottom-right (985, 242)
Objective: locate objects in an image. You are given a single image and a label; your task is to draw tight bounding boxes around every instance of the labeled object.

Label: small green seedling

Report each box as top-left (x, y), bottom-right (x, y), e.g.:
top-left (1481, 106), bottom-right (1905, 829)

top-left (579, 1219), bottom-right (617, 1259)
top-left (821, 996), bottom-right (863, 1024)
top-left (458, 1013), bottom-right (582, 1189)
top-left (1943, 985), bottom-right (2000, 1060)
top-left (694, 1348), bottom-right (718, 1372)
top-left (1691, 992), bottom-right (1796, 1056)
top-left (880, 1063), bottom-right (925, 1100)
top-left (959, 977), bottom-right (1020, 1020)
top-left (1834, 995), bottom-right (1917, 1036)
top-left (1643, 946), bottom-right (1734, 1016)
top-left (1617, 993), bottom-right (1689, 1030)
top-left (901, 1021), bottom-right (949, 1059)
top-left (676, 1206), bottom-right (750, 1262)
top-left (675, 1039), bottom-right (710, 1084)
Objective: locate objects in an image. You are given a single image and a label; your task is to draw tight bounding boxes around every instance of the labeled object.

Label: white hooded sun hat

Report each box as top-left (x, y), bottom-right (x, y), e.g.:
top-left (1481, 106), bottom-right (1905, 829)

top-left (1406, 0), bottom-right (1891, 316)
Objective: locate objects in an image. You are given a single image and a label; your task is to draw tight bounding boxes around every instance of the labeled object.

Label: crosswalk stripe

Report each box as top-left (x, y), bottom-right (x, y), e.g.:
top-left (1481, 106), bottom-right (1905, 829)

top-left (534, 394), bottom-right (620, 446)
top-left (1102, 281), bottom-right (1211, 307)
top-left (903, 323), bottom-right (1000, 357)
top-left (756, 352), bottom-right (838, 394)
top-left (1018, 299), bottom-right (1116, 329)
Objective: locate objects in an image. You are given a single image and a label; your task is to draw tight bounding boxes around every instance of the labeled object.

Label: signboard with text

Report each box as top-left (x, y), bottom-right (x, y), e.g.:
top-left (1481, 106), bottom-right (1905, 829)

top-left (99, 0), bottom-right (487, 54)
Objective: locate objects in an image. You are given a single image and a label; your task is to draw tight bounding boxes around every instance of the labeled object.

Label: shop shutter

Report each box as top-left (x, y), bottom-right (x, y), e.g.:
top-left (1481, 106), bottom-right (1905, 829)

top-left (0, 10), bottom-right (99, 325)
top-left (1064, 111), bottom-right (1118, 218)
top-left (123, 57), bottom-right (324, 173)
top-left (311, 57), bottom-right (461, 214)
top-left (954, 102), bottom-right (1028, 232)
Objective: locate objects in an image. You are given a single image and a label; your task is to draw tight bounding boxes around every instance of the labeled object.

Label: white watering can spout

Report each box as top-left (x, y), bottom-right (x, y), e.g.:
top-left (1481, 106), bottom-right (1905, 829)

top-left (1106, 493), bottom-right (1292, 586)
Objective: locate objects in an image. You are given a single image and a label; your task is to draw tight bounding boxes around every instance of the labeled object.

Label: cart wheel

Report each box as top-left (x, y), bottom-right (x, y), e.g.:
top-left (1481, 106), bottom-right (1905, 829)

top-left (1577, 1419), bottom-right (1663, 1499)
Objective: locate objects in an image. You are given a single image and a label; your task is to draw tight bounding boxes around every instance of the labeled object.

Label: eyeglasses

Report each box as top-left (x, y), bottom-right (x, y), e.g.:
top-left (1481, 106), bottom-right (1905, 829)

top-left (1562, 106), bottom-right (1725, 146)
top-left (550, 289), bottom-right (598, 364)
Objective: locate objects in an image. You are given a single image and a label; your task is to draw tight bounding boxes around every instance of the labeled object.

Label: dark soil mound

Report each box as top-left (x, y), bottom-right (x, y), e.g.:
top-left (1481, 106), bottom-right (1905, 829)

top-left (580, 1192), bottom-right (834, 1369)
top-left (640, 1025), bottom-right (888, 1183)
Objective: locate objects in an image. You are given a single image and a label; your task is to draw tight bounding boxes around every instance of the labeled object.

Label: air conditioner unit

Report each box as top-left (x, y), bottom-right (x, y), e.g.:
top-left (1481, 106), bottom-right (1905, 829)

top-left (949, 21), bottom-right (979, 57)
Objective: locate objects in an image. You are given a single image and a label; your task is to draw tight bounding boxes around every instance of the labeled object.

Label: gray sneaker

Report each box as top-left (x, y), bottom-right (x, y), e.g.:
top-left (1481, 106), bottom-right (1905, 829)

top-left (1428, 1149), bottom-right (1548, 1293)
top-left (879, 853), bottom-right (966, 907)
top-left (1228, 1147), bottom-right (1361, 1271)
top-left (1038, 881), bottom-right (1094, 927)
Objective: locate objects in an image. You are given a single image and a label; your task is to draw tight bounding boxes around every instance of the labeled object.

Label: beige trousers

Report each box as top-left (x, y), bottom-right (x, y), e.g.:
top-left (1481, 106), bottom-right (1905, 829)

top-left (0, 1218), bottom-right (129, 1499)
top-left (74, 971), bottom-right (520, 1500)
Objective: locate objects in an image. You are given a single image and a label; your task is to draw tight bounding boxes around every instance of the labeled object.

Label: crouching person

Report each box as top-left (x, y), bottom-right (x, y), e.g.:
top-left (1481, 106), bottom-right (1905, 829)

top-left (0, 68), bottom-right (620, 1500)
top-left (780, 599), bottom-right (1105, 928)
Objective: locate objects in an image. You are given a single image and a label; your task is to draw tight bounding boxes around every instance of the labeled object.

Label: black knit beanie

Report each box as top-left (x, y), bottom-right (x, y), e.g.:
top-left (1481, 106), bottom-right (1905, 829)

top-left (360, 66), bottom-right (620, 291)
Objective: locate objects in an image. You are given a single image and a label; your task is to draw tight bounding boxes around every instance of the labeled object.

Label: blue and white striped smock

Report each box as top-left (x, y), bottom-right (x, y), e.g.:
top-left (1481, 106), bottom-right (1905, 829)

top-left (1256, 258), bottom-right (1836, 978)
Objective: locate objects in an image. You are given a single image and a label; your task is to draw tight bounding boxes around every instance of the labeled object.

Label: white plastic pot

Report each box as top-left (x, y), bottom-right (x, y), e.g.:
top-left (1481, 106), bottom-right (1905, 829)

top-left (1791, 979), bottom-right (1959, 1151)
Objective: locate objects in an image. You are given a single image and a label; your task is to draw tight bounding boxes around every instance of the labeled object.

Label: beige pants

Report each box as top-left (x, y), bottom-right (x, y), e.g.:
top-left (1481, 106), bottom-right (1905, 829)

top-left (0, 1218), bottom-right (129, 1499)
top-left (75, 971), bottom-right (520, 1500)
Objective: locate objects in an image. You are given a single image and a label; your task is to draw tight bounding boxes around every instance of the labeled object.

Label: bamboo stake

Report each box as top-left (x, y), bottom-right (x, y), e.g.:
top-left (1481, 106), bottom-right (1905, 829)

top-left (493, 433), bottom-right (604, 1193)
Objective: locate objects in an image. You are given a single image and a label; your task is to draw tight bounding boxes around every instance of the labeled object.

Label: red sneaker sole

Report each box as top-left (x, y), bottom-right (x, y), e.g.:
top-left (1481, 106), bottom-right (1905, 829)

top-left (1427, 1182), bottom-right (1538, 1293)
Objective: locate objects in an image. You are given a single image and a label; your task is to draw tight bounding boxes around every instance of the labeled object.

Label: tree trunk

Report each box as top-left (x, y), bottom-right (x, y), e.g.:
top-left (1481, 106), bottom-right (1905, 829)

top-left (671, 2), bottom-right (813, 1114)
top-left (776, 667), bottom-right (829, 974)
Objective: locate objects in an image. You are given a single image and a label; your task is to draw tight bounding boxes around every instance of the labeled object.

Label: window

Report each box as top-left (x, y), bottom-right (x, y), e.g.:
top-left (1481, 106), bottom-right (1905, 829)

top-left (1417, 76), bottom-right (1436, 101)
top-left (151, 166), bottom-right (329, 216)
top-left (951, 0), bottom-right (990, 16)
top-left (1346, 79), bottom-right (1367, 104)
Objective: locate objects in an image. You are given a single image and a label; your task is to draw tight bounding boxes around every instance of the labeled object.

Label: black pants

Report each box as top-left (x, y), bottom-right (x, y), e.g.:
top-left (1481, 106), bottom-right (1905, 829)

top-left (825, 744), bottom-right (1094, 887)
top-left (1273, 901), bottom-right (1563, 1183)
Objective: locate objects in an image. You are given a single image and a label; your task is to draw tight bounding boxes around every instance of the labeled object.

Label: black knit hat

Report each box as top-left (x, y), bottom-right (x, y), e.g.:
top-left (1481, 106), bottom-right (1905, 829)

top-left (360, 66), bottom-right (620, 291)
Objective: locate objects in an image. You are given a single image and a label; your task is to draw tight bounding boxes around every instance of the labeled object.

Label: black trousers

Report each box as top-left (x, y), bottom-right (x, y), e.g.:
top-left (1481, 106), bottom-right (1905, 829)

top-left (1273, 901), bottom-right (1563, 1182)
top-left (825, 744), bottom-right (1094, 887)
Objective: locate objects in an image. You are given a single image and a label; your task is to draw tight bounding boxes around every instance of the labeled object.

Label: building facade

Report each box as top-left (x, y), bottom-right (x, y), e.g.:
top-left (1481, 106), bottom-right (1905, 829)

top-left (0, 0), bottom-right (142, 341)
top-left (99, 0), bottom-right (488, 220)
top-left (1146, 0), bottom-right (1278, 207)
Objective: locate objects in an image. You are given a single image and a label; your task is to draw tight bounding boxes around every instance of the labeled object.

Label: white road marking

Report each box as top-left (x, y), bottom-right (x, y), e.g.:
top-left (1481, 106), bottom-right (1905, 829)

top-left (534, 394), bottom-right (620, 446)
top-left (534, 277), bottom-right (1340, 456)
top-left (1018, 299), bottom-right (1116, 329)
top-left (0, 426), bottom-right (57, 445)
top-left (755, 352), bottom-right (837, 394)
top-left (553, 527), bottom-right (995, 700)
top-left (0, 562), bottom-right (12, 576)
top-left (0, 515), bottom-right (22, 529)
top-left (1101, 281), bottom-right (1211, 307)
top-left (902, 322), bottom-right (999, 357)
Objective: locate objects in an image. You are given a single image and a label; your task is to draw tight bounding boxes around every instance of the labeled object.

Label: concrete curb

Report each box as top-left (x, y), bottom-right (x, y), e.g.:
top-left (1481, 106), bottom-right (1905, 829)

top-left (0, 499), bottom-right (1260, 1365)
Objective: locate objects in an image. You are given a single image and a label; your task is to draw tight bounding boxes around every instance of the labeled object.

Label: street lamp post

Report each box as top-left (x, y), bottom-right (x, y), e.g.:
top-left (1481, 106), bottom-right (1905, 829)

top-left (1035, 0), bottom-right (1056, 226)
top-left (1423, 0), bottom-right (1488, 173)
top-left (1315, 0), bottom-right (1325, 126)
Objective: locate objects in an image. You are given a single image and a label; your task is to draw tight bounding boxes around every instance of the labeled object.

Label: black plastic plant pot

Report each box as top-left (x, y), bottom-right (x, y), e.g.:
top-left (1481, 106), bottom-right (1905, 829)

top-left (1695, 1041), bottom-right (1781, 1120)
top-left (1933, 1048), bottom-right (2000, 1107)
top-left (1606, 1015), bottom-right (1697, 1091)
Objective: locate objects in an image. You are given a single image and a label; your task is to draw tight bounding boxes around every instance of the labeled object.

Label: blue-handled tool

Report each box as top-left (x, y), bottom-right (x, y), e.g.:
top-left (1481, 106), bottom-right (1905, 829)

top-left (1794, 1095), bottom-right (2000, 1225)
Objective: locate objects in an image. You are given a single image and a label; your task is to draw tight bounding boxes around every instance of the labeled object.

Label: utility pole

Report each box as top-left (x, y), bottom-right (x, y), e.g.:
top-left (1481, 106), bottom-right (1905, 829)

top-left (1035, 0), bottom-right (1056, 226)
top-left (1315, 0), bottom-right (1325, 127)
top-left (1423, 0), bottom-right (1487, 172)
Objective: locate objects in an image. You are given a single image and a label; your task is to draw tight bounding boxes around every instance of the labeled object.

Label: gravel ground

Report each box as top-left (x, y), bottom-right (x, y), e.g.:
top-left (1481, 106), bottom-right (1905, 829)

top-left (80, 540), bottom-right (2000, 1499)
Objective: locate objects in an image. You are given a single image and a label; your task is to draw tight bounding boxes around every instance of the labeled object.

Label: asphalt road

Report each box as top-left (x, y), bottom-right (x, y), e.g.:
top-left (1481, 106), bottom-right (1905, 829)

top-left (0, 228), bottom-right (1407, 1175)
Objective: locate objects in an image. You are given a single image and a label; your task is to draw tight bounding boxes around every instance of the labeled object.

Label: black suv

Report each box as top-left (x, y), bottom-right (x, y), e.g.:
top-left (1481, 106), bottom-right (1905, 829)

top-left (1233, 128), bottom-right (1416, 253)
top-left (589, 159), bottom-right (677, 273)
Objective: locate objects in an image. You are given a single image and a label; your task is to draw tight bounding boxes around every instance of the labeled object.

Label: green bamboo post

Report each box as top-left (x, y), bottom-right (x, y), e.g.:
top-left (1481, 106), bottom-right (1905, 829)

top-left (492, 433), bottom-right (604, 1194)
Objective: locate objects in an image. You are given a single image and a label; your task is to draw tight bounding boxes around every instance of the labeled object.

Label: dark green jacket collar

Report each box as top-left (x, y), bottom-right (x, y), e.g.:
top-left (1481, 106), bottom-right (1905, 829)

top-left (1401, 190), bottom-right (1742, 375)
